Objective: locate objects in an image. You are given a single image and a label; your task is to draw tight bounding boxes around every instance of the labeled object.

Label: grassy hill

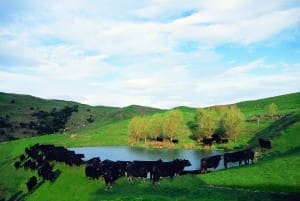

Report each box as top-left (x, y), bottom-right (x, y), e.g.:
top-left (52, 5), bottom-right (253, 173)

top-left (0, 92), bottom-right (299, 200)
top-left (0, 92), bottom-right (162, 141)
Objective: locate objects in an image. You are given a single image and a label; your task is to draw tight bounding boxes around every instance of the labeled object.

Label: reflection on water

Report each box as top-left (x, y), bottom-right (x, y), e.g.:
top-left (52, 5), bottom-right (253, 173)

top-left (69, 146), bottom-right (225, 170)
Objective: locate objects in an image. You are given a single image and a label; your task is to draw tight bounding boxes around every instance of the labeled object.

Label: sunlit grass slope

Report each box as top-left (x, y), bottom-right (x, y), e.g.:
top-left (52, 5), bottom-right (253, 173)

top-left (0, 92), bottom-right (299, 200)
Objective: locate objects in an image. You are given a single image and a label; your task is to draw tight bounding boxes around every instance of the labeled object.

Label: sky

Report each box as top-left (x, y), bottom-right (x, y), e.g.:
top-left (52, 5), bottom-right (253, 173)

top-left (0, 0), bottom-right (299, 109)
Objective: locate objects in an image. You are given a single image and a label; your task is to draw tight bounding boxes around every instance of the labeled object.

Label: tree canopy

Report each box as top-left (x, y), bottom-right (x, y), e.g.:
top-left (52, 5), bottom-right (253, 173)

top-left (221, 106), bottom-right (244, 142)
top-left (163, 109), bottom-right (184, 142)
top-left (148, 114), bottom-right (163, 140)
top-left (194, 109), bottom-right (217, 141)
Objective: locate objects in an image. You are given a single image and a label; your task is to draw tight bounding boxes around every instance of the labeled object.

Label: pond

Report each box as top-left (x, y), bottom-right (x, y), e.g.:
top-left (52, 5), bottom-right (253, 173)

top-left (69, 146), bottom-right (227, 171)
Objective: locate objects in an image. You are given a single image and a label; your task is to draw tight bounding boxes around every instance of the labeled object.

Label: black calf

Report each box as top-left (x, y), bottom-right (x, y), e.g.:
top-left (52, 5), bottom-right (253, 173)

top-left (26, 176), bottom-right (37, 193)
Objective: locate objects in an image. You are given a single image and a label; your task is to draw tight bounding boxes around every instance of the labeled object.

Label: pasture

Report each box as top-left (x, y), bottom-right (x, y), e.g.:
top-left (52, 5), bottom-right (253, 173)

top-left (0, 93), bottom-right (299, 200)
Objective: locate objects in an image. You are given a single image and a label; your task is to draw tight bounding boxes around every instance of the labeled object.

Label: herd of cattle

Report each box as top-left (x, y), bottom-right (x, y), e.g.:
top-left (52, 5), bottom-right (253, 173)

top-left (15, 138), bottom-right (272, 192)
top-left (84, 147), bottom-right (257, 190)
top-left (14, 144), bottom-right (85, 192)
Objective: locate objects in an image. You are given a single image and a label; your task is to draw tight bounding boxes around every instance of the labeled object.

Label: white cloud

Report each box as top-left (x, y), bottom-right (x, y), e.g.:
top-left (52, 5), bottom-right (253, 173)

top-left (0, 1), bottom-right (299, 108)
top-left (196, 61), bottom-right (300, 106)
top-left (220, 59), bottom-right (265, 76)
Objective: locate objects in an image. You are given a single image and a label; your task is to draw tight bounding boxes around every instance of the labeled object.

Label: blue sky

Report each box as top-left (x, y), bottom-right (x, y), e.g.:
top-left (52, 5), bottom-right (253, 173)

top-left (0, 0), bottom-right (299, 108)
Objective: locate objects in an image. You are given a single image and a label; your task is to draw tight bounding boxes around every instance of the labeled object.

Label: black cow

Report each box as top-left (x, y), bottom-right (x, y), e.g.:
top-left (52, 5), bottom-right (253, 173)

top-left (23, 159), bottom-right (37, 171)
top-left (26, 176), bottom-right (37, 193)
top-left (14, 161), bottom-right (21, 169)
top-left (202, 137), bottom-right (214, 147)
top-left (242, 149), bottom-right (255, 165)
top-left (258, 138), bottom-right (271, 149)
top-left (152, 159), bottom-right (191, 185)
top-left (171, 139), bottom-right (179, 144)
top-left (85, 157), bottom-right (101, 180)
top-left (126, 162), bottom-right (148, 183)
top-left (38, 162), bottom-right (55, 181)
top-left (100, 160), bottom-right (126, 191)
top-left (200, 155), bottom-right (221, 173)
top-left (212, 134), bottom-right (229, 144)
top-left (212, 134), bottom-right (221, 143)
top-left (20, 154), bottom-right (26, 162)
top-left (156, 137), bottom-right (163, 142)
top-left (224, 149), bottom-right (254, 168)
top-left (224, 151), bottom-right (244, 168)
top-left (131, 159), bottom-right (162, 179)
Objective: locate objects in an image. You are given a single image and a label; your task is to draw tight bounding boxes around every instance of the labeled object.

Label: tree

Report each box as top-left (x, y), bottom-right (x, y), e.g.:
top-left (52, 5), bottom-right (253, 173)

top-left (128, 116), bottom-right (148, 143)
top-left (163, 109), bottom-right (184, 142)
top-left (139, 116), bottom-right (148, 143)
top-left (266, 103), bottom-right (278, 120)
top-left (194, 109), bottom-right (217, 141)
top-left (128, 116), bottom-right (141, 142)
top-left (148, 114), bottom-right (163, 140)
top-left (221, 105), bottom-right (244, 142)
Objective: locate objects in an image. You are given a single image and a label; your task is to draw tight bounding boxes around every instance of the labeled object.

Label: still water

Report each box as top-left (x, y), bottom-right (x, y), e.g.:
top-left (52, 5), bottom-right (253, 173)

top-left (69, 146), bottom-right (226, 170)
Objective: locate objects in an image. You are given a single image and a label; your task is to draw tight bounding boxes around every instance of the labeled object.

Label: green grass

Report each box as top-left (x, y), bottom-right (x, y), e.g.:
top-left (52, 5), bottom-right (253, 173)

top-left (237, 92), bottom-right (300, 117)
top-left (200, 122), bottom-right (300, 193)
top-left (0, 92), bottom-right (161, 141)
top-left (0, 92), bottom-right (300, 200)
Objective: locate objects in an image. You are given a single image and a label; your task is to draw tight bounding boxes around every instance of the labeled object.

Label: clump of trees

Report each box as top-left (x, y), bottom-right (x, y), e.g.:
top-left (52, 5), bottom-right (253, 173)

top-left (129, 105), bottom-right (246, 145)
top-left (32, 105), bottom-right (78, 134)
top-left (191, 105), bottom-right (244, 143)
top-left (128, 109), bottom-right (185, 143)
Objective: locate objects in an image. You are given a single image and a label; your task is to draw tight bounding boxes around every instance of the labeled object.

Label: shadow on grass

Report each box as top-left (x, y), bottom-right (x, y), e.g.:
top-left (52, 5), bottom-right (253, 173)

top-left (88, 175), bottom-right (300, 201)
top-left (7, 191), bottom-right (24, 201)
top-left (52, 169), bottom-right (62, 182)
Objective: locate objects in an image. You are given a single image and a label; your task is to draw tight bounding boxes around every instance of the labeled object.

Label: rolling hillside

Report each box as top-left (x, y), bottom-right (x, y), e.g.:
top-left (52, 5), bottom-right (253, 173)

top-left (0, 92), bottom-right (299, 200)
top-left (0, 92), bottom-right (162, 141)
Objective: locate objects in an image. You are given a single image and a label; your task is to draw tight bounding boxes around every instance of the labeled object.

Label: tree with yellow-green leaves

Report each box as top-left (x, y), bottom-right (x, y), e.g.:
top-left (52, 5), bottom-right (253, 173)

top-left (128, 116), bottom-right (141, 142)
top-left (139, 116), bottom-right (148, 143)
top-left (221, 105), bottom-right (244, 142)
top-left (128, 116), bottom-right (148, 142)
top-left (148, 114), bottom-right (163, 140)
top-left (163, 109), bottom-right (184, 142)
top-left (194, 108), bottom-right (217, 142)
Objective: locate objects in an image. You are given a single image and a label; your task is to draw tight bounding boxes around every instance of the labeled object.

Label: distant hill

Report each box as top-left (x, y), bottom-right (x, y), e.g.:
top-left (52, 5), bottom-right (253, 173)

top-left (236, 92), bottom-right (300, 115)
top-left (0, 92), bottom-right (162, 141)
top-left (0, 91), bottom-right (299, 142)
